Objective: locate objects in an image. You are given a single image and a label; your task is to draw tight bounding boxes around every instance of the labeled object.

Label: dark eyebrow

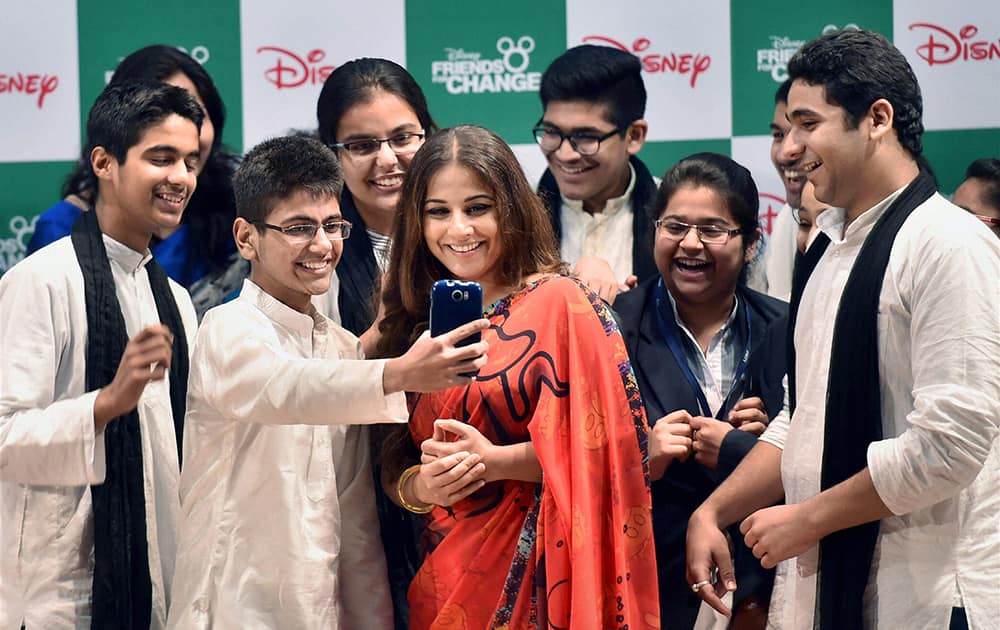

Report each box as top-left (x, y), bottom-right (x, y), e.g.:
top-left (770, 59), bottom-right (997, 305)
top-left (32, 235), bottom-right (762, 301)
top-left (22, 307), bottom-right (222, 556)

top-left (464, 194), bottom-right (493, 203)
top-left (538, 120), bottom-right (605, 135)
top-left (340, 123), bottom-right (421, 143)
top-left (769, 123), bottom-right (784, 133)
top-left (787, 108), bottom-right (819, 122)
top-left (278, 213), bottom-right (343, 225)
top-left (143, 145), bottom-right (201, 164)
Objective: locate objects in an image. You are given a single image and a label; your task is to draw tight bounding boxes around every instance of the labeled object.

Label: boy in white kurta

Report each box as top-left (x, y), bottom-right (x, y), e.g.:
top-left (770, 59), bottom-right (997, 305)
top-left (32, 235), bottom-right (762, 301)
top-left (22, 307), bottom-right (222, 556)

top-left (167, 136), bottom-right (489, 630)
top-left (1, 82), bottom-right (204, 629)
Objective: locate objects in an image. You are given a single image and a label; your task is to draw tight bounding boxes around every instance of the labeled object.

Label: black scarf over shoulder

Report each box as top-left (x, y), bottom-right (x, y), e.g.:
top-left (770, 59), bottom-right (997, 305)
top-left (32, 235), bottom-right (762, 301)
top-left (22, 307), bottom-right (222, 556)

top-left (336, 190), bottom-right (381, 336)
top-left (70, 210), bottom-right (189, 630)
top-left (537, 154), bottom-right (658, 282)
top-left (787, 171), bottom-right (936, 629)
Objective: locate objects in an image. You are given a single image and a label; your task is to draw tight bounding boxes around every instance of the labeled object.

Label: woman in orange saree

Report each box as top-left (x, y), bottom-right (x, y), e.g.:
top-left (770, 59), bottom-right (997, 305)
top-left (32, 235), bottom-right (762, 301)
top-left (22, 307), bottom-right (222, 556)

top-left (376, 125), bottom-right (660, 629)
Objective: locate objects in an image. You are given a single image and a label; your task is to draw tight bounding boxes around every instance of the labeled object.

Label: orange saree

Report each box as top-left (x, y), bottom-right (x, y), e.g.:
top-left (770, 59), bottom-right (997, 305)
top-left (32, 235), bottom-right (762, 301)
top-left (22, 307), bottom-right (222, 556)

top-left (407, 276), bottom-right (660, 629)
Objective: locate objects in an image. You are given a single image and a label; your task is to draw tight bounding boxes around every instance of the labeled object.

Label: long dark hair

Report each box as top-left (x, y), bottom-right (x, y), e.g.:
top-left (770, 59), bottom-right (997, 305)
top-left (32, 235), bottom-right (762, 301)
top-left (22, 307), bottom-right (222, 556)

top-left (316, 58), bottom-right (438, 148)
top-left (375, 125), bottom-right (564, 476)
top-left (376, 125), bottom-right (564, 358)
top-left (63, 44), bottom-right (239, 273)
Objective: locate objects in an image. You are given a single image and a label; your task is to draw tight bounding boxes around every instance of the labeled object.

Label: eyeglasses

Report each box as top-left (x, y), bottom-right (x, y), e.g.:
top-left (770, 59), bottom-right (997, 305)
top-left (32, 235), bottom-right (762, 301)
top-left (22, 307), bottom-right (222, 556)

top-left (254, 220), bottom-right (352, 242)
top-left (330, 131), bottom-right (425, 159)
top-left (532, 126), bottom-right (622, 156)
top-left (655, 219), bottom-right (743, 245)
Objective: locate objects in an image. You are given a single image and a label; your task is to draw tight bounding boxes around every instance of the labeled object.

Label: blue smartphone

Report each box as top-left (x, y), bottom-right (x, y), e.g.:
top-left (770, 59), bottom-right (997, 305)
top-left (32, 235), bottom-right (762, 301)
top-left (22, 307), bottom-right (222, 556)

top-left (430, 279), bottom-right (483, 347)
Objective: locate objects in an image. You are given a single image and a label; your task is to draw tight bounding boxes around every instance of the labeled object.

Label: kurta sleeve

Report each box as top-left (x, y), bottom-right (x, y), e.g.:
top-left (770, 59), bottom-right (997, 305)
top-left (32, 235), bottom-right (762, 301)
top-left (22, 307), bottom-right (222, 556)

top-left (335, 425), bottom-right (394, 629)
top-left (0, 261), bottom-right (105, 485)
top-left (195, 307), bottom-right (408, 425)
top-left (526, 278), bottom-right (660, 628)
top-left (759, 374), bottom-right (790, 451)
top-left (867, 225), bottom-right (1000, 515)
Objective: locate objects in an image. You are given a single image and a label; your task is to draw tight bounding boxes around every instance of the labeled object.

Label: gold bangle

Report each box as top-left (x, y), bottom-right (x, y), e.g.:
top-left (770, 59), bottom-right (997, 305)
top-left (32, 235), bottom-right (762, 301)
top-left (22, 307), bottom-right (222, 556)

top-left (397, 464), bottom-right (434, 514)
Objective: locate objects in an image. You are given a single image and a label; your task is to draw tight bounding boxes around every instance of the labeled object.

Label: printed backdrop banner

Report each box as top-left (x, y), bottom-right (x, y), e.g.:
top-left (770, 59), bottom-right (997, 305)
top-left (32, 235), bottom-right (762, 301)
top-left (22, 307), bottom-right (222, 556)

top-left (1, 0), bottom-right (998, 276)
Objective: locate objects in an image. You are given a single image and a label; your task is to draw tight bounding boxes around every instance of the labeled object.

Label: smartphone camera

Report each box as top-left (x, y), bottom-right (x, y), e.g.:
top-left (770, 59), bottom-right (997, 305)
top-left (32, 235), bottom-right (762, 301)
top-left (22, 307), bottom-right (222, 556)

top-left (451, 289), bottom-right (465, 302)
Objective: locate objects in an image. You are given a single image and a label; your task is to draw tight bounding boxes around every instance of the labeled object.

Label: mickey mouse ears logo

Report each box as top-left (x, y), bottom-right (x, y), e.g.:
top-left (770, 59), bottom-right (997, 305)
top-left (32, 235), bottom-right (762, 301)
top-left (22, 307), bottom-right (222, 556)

top-left (497, 36), bottom-right (535, 73)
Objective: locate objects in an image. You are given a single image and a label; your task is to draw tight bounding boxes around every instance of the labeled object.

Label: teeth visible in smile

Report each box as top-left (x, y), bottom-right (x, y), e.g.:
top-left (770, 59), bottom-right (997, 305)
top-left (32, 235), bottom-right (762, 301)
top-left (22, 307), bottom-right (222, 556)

top-left (557, 164), bottom-right (587, 174)
top-left (373, 175), bottom-right (403, 188)
top-left (676, 259), bottom-right (709, 271)
top-left (299, 261), bottom-right (328, 270)
top-left (448, 242), bottom-right (481, 253)
top-left (786, 161), bottom-right (822, 179)
top-left (155, 192), bottom-right (184, 203)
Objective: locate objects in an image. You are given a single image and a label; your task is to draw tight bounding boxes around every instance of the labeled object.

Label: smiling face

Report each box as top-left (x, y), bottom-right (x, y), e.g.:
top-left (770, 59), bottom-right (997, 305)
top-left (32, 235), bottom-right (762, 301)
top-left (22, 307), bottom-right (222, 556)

top-left (163, 71), bottom-right (215, 173)
top-left (422, 163), bottom-right (504, 300)
top-left (538, 100), bottom-right (644, 213)
top-left (770, 100), bottom-right (804, 209)
top-left (95, 113), bottom-right (200, 251)
top-left (785, 80), bottom-right (873, 214)
top-left (654, 185), bottom-right (751, 311)
top-left (334, 90), bottom-right (424, 233)
top-left (237, 189), bottom-right (344, 313)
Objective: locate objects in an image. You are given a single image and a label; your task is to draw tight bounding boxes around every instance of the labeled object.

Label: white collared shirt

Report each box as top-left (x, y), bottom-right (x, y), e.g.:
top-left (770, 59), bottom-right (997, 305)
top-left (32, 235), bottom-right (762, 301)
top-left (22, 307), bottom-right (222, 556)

top-left (168, 279), bottom-right (407, 630)
top-left (664, 290), bottom-right (743, 417)
top-left (559, 163), bottom-right (637, 283)
top-left (760, 189), bottom-right (1000, 629)
top-left (0, 235), bottom-right (197, 629)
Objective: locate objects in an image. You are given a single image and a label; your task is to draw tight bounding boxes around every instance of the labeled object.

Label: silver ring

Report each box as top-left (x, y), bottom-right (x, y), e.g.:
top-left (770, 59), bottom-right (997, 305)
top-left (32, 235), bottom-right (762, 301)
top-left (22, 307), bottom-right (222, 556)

top-left (691, 580), bottom-right (712, 593)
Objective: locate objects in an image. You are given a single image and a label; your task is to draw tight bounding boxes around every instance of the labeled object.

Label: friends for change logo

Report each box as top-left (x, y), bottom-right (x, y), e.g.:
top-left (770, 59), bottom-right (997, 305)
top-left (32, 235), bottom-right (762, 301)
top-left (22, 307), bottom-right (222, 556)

top-left (431, 36), bottom-right (541, 94)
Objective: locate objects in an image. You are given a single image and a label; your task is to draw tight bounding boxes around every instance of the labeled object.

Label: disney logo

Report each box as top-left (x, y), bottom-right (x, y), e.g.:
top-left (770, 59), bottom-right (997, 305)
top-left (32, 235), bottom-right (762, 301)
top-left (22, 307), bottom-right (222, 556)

top-left (909, 23), bottom-right (1000, 66)
top-left (257, 46), bottom-right (336, 89)
top-left (769, 36), bottom-right (804, 49)
top-left (582, 35), bottom-right (710, 88)
top-left (1, 72), bottom-right (59, 108)
top-left (445, 48), bottom-right (481, 62)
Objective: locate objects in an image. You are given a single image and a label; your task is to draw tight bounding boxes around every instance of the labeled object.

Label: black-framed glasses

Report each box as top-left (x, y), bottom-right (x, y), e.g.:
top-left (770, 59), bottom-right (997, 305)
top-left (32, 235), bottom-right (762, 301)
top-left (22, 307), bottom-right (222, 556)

top-left (655, 219), bottom-right (743, 245)
top-left (330, 131), bottom-right (425, 159)
top-left (254, 220), bottom-right (352, 242)
top-left (532, 125), bottom-right (622, 156)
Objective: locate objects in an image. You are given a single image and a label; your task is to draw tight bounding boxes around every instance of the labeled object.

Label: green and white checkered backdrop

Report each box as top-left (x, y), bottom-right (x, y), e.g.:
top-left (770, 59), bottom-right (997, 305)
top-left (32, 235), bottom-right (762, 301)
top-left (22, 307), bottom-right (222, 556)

top-left (3, 0), bottom-right (999, 275)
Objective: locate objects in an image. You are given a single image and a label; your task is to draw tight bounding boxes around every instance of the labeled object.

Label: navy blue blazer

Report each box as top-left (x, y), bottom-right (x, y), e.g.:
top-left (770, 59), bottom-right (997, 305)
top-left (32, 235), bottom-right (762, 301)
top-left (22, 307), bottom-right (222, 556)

top-left (615, 277), bottom-right (788, 630)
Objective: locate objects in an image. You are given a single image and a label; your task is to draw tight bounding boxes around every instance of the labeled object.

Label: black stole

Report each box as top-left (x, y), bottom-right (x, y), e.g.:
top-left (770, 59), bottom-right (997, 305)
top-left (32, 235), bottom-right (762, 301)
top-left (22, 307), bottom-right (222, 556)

top-left (787, 172), bottom-right (936, 629)
top-left (336, 190), bottom-right (381, 336)
top-left (70, 210), bottom-right (189, 630)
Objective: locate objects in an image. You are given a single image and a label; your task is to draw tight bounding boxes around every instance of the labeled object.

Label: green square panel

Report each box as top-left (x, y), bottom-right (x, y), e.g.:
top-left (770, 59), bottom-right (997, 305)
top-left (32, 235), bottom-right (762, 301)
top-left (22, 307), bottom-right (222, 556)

top-left (923, 128), bottom-right (1000, 194)
top-left (729, 3), bottom-right (892, 137)
top-left (76, 0), bottom-right (243, 151)
top-left (639, 139), bottom-right (733, 183)
top-left (406, 0), bottom-right (566, 145)
top-left (0, 161), bottom-right (75, 275)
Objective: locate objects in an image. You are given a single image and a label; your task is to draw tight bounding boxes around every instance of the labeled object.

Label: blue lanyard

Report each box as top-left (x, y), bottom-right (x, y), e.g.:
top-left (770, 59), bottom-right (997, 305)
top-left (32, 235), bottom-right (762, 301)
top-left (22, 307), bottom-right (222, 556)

top-left (653, 279), bottom-right (752, 418)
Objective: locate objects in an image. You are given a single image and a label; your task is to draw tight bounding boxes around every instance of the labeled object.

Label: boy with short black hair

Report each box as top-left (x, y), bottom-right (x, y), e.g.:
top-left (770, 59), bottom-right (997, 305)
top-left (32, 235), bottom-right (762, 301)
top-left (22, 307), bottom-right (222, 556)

top-left (688, 29), bottom-right (999, 630)
top-left (1, 80), bottom-right (203, 628)
top-left (167, 136), bottom-right (488, 629)
top-left (534, 44), bottom-right (657, 301)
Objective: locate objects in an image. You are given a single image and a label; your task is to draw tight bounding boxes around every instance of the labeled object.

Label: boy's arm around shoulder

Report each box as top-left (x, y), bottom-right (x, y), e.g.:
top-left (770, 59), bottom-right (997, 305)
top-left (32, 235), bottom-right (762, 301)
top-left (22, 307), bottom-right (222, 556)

top-left (0, 255), bottom-right (106, 485)
top-left (193, 305), bottom-right (407, 426)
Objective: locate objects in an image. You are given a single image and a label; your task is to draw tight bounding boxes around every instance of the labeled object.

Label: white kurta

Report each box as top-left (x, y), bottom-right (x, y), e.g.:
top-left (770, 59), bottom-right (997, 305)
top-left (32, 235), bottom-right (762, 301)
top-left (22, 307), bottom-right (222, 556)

top-left (0, 236), bottom-right (197, 630)
top-left (167, 279), bottom-right (407, 630)
top-left (760, 190), bottom-right (1000, 629)
top-left (559, 163), bottom-right (638, 284)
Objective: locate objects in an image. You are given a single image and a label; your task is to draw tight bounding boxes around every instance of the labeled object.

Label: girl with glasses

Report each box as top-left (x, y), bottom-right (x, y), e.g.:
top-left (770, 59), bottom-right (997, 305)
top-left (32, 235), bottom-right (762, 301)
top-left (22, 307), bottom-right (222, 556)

top-left (316, 58), bottom-right (437, 337)
top-left (614, 153), bottom-right (788, 630)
